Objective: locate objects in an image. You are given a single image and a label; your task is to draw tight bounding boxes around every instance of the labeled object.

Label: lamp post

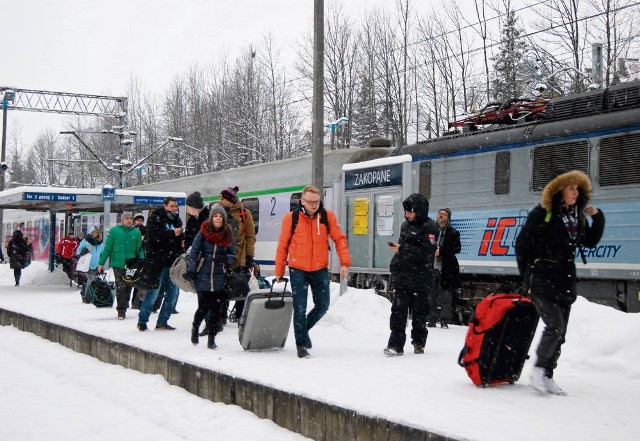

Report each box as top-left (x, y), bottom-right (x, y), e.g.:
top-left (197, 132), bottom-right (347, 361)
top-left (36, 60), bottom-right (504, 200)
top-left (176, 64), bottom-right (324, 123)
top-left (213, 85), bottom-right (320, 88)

top-left (325, 116), bottom-right (349, 150)
top-left (1, 89), bottom-right (15, 192)
top-left (0, 90), bottom-right (16, 254)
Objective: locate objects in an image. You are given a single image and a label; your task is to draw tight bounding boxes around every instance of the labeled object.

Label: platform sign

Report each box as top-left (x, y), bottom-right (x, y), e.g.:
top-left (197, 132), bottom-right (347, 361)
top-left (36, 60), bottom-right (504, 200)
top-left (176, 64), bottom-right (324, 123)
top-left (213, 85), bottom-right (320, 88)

top-left (23, 192), bottom-right (77, 202)
top-left (134, 196), bottom-right (166, 205)
top-left (102, 187), bottom-right (116, 201)
top-left (344, 163), bottom-right (403, 191)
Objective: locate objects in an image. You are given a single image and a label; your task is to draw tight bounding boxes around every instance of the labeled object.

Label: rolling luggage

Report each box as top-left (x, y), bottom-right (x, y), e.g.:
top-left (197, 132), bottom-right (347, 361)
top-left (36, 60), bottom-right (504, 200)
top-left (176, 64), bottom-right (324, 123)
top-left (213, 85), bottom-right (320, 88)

top-left (458, 293), bottom-right (538, 386)
top-left (238, 278), bottom-right (293, 351)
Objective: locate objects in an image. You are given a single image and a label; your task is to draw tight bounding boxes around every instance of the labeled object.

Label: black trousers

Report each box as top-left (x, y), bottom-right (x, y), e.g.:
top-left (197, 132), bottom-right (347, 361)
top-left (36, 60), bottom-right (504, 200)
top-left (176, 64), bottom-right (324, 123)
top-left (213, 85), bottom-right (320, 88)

top-left (14, 268), bottom-right (22, 284)
top-left (113, 268), bottom-right (132, 313)
top-left (531, 294), bottom-right (572, 377)
top-left (387, 284), bottom-right (430, 351)
top-left (193, 291), bottom-right (224, 335)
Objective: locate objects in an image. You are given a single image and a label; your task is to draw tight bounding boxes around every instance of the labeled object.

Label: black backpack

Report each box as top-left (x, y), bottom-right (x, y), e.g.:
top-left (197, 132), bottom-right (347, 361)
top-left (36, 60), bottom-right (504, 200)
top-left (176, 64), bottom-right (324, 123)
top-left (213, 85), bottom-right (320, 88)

top-left (290, 208), bottom-right (330, 237)
top-left (89, 274), bottom-right (114, 308)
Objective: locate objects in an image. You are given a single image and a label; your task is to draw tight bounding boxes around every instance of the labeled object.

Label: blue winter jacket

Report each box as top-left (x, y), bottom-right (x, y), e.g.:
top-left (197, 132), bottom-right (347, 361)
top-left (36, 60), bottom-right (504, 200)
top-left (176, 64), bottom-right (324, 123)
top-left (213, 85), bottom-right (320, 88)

top-left (187, 230), bottom-right (235, 292)
top-left (76, 236), bottom-right (105, 270)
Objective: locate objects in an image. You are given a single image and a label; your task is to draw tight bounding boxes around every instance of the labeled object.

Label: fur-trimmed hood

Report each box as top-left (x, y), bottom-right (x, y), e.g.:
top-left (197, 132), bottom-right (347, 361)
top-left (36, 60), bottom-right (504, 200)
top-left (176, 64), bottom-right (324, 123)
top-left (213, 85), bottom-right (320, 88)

top-left (540, 170), bottom-right (592, 212)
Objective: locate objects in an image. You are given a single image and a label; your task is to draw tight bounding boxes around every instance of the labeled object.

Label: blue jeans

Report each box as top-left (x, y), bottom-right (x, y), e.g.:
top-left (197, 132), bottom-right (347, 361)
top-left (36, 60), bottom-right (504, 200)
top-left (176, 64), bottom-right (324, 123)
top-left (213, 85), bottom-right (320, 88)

top-left (289, 268), bottom-right (330, 347)
top-left (138, 267), bottom-right (178, 327)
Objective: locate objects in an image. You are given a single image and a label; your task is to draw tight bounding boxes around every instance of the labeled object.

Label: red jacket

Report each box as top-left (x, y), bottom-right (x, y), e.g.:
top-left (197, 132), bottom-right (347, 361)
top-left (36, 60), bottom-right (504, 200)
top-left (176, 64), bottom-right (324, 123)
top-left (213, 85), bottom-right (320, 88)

top-left (275, 208), bottom-right (350, 276)
top-left (56, 236), bottom-right (78, 259)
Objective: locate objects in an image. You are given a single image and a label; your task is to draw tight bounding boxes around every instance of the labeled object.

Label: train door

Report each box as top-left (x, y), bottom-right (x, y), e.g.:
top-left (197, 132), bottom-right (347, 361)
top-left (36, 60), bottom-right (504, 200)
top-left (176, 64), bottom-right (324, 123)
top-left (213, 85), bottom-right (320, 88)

top-left (323, 185), bottom-right (344, 275)
top-left (341, 155), bottom-right (413, 288)
top-left (344, 189), bottom-right (403, 270)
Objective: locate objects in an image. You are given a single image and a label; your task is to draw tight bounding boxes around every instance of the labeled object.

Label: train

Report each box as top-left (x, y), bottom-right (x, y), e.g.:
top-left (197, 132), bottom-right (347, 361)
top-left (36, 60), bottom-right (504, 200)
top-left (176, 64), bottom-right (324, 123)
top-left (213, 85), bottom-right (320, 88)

top-left (4, 81), bottom-right (639, 314)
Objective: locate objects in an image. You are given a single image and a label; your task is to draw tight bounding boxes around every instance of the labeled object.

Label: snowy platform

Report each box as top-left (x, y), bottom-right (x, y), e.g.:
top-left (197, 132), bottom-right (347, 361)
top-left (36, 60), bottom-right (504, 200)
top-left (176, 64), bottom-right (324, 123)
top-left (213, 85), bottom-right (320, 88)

top-left (1, 262), bottom-right (639, 441)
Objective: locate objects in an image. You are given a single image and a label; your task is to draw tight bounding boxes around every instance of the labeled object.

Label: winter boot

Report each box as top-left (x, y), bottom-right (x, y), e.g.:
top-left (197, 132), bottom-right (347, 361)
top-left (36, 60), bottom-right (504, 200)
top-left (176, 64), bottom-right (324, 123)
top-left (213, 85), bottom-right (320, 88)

top-left (384, 347), bottom-right (404, 357)
top-left (191, 325), bottom-right (199, 345)
top-left (207, 334), bottom-right (217, 349)
top-left (544, 376), bottom-right (567, 396)
top-left (297, 346), bottom-right (310, 359)
top-left (412, 343), bottom-right (425, 354)
top-left (530, 367), bottom-right (548, 394)
top-left (199, 324), bottom-right (210, 336)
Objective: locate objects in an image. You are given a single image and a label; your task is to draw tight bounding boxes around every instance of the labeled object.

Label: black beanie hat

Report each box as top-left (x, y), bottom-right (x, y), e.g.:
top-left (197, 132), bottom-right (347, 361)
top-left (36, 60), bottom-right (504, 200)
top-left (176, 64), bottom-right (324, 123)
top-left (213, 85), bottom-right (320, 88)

top-left (186, 191), bottom-right (204, 209)
top-left (220, 186), bottom-right (239, 204)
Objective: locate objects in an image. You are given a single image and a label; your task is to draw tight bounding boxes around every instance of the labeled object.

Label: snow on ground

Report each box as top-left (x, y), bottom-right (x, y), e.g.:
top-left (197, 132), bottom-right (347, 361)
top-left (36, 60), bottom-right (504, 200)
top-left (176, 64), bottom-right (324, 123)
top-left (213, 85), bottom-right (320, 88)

top-left (1, 261), bottom-right (639, 441)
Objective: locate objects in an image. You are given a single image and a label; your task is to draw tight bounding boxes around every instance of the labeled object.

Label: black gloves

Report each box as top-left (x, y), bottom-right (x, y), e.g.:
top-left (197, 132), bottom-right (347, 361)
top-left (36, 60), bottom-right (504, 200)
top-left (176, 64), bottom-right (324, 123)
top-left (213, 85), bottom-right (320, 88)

top-left (245, 255), bottom-right (254, 267)
top-left (183, 272), bottom-right (196, 281)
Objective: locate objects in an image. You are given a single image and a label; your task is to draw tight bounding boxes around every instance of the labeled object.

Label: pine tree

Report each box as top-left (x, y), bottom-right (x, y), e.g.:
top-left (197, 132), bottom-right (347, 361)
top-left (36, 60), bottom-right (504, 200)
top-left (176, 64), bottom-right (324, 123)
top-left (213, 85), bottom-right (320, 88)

top-left (491, 5), bottom-right (528, 102)
top-left (351, 75), bottom-right (379, 148)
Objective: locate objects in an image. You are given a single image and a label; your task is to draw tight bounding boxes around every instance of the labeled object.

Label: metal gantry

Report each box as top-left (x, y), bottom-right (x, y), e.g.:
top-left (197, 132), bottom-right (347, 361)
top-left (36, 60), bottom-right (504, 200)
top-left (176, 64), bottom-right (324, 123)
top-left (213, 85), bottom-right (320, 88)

top-left (0, 86), bottom-right (127, 118)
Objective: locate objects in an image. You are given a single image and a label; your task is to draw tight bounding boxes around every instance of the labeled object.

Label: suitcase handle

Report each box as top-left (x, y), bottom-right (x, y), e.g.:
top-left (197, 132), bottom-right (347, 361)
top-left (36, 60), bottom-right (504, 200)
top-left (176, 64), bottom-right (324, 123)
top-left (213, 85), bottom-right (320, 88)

top-left (237, 278), bottom-right (290, 327)
top-left (265, 277), bottom-right (289, 306)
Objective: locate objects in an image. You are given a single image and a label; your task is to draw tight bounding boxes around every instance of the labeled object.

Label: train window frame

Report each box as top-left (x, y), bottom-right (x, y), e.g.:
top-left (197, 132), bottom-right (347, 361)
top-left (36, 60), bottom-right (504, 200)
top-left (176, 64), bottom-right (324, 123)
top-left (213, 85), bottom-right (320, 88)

top-left (532, 140), bottom-right (590, 191)
top-left (240, 197), bottom-right (260, 235)
top-left (418, 162), bottom-right (432, 199)
top-left (599, 133), bottom-right (640, 187)
top-left (494, 151), bottom-right (511, 195)
top-left (290, 192), bottom-right (302, 212)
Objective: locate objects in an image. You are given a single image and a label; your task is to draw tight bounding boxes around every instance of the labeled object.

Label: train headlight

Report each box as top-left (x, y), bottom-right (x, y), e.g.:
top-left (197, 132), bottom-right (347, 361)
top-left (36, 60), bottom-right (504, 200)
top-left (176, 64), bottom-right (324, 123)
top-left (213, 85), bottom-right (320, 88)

top-left (0, 161), bottom-right (8, 172)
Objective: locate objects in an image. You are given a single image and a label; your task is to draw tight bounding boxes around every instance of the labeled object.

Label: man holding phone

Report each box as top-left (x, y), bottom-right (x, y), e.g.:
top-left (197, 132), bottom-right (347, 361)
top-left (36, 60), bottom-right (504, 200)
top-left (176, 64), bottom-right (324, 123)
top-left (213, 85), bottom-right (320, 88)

top-left (136, 197), bottom-right (184, 332)
top-left (385, 193), bottom-right (439, 356)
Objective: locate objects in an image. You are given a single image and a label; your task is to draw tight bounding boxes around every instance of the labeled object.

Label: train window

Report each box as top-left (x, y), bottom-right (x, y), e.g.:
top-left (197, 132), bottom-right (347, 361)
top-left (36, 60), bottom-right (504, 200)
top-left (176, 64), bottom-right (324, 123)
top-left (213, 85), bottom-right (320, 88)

top-left (532, 140), bottom-right (589, 191)
top-left (290, 192), bottom-right (302, 211)
top-left (241, 197), bottom-right (259, 235)
top-left (495, 151), bottom-right (511, 195)
top-left (599, 133), bottom-right (640, 186)
top-left (419, 162), bottom-right (431, 199)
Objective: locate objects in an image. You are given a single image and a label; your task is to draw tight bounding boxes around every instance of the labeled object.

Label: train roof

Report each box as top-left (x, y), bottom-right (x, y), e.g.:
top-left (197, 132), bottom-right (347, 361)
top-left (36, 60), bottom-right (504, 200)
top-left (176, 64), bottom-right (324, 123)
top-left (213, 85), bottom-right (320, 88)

top-left (133, 147), bottom-right (393, 196)
top-left (398, 81), bottom-right (640, 160)
top-left (397, 105), bottom-right (640, 160)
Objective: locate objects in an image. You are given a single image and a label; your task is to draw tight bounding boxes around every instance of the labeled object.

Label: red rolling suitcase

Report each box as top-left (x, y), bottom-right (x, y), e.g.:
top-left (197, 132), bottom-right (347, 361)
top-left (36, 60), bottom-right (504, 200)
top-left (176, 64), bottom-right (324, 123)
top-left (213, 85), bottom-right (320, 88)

top-left (458, 293), bottom-right (538, 386)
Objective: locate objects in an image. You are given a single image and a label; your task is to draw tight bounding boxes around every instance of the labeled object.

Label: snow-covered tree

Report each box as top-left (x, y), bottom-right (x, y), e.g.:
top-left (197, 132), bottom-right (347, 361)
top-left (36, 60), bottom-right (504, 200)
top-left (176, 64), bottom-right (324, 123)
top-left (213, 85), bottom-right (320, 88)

top-left (491, 3), bottom-right (528, 101)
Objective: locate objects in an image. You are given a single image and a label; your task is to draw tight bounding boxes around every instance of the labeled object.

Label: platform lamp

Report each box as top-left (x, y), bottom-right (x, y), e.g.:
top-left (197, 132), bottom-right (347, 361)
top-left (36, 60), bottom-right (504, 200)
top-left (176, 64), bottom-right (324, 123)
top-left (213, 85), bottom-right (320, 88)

top-left (325, 116), bottom-right (349, 151)
top-left (1, 89), bottom-right (15, 193)
top-left (0, 89), bottom-right (15, 257)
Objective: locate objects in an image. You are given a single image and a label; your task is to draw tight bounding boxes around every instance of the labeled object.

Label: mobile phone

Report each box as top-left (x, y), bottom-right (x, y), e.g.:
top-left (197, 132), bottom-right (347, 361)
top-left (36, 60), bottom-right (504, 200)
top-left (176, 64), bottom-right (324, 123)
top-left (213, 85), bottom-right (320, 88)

top-left (387, 242), bottom-right (395, 246)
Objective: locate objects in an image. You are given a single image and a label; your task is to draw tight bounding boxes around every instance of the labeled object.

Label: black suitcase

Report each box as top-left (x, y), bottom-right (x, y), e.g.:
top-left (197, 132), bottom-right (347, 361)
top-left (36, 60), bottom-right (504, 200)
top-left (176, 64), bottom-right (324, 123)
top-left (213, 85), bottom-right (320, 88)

top-left (238, 278), bottom-right (293, 351)
top-left (458, 293), bottom-right (539, 386)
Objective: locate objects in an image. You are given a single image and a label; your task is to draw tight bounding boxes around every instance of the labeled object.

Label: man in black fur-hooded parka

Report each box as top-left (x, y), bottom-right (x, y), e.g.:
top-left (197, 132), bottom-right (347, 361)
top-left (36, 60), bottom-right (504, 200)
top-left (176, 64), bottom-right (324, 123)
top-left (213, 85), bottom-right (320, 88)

top-left (516, 170), bottom-right (605, 396)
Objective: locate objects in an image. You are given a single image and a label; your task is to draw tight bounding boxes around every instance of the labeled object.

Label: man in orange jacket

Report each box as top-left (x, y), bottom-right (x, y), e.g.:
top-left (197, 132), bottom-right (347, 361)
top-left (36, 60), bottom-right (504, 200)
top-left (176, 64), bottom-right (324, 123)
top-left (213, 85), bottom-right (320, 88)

top-left (275, 185), bottom-right (350, 358)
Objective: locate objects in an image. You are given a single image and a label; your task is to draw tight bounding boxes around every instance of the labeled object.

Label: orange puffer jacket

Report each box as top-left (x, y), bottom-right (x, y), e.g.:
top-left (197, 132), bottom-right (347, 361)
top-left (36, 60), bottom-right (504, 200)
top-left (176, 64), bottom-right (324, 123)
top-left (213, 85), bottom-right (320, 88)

top-left (275, 209), bottom-right (351, 276)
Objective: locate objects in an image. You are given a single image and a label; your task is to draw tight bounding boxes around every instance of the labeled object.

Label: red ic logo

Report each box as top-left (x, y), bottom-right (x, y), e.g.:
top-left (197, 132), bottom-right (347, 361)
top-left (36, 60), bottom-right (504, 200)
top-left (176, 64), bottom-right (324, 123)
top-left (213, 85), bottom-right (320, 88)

top-left (478, 217), bottom-right (519, 256)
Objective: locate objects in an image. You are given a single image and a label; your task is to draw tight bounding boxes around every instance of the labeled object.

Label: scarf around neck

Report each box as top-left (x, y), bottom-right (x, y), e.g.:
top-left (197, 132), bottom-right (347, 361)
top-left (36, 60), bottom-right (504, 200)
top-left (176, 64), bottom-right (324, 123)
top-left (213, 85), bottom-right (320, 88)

top-left (200, 221), bottom-right (232, 246)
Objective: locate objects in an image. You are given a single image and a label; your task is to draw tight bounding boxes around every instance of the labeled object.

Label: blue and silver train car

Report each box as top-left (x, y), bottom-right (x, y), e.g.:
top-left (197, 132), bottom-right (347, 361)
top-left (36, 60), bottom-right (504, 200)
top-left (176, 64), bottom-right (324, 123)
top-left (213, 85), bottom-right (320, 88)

top-left (343, 82), bottom-right (640, 312)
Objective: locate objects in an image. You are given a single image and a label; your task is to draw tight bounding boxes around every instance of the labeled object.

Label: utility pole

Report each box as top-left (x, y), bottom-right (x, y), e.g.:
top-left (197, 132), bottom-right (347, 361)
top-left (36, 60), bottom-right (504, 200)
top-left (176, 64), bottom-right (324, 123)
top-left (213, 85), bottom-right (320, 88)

top-left (0, 90), bottom-right (16, 252)
top-left (312, 0), bottom-right (324, 191)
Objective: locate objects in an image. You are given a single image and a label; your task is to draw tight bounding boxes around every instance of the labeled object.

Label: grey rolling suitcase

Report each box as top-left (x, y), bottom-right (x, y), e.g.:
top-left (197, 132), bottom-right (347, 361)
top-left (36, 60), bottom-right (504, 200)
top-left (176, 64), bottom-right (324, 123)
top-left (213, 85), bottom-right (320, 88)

top-left (238, 278), bottom-right (293, 351)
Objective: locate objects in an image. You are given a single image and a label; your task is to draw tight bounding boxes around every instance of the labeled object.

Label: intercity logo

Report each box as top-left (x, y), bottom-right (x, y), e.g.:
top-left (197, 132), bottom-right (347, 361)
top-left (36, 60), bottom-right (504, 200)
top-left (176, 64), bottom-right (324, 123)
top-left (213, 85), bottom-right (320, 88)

top-left (478, 217), bottom-right (523, 257)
